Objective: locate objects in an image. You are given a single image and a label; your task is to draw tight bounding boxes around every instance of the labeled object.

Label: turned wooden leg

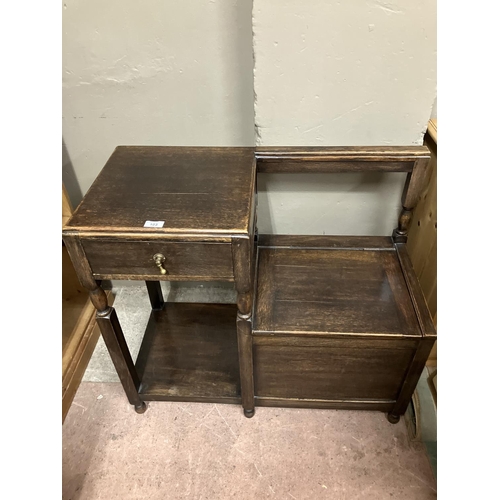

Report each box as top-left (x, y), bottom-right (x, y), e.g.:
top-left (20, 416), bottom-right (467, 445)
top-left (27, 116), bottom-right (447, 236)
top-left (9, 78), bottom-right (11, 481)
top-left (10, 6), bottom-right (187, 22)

top-left (232, 236), bottom-right (256, 418)
top-left (237, 309), bottom-right (255, 418)
top-left (63, 236), bottom-right (146, 413)
top-left (392, 207), bottom-right (412, 243)
top-left (90, 286), bottom-right (146, 413)
top-left (392, 158), bottom-right (431, 243)
top-left (146, 281), bottom-right (164, 310)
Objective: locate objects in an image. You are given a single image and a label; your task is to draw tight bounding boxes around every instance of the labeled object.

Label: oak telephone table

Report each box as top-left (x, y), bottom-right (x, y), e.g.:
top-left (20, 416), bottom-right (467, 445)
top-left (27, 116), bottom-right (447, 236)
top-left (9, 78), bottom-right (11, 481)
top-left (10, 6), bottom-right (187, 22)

top-left (63, 145), bottom-right (436, 424)
top-left (63, 147), bottom-right (257, 417)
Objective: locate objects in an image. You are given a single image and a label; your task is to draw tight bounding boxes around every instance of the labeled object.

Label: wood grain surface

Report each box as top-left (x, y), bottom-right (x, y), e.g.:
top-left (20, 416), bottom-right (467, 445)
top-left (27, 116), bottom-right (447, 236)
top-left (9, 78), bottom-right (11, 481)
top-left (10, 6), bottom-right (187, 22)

top-left (251, 234), bottom-right (435, 417)
top-left (254, 244), bottom-right (420, 337)
top-left (65, 146), bottom-right (256, 235)
top-left (256, 146), bottom-right (429, 173)
top-left (136, 303), bottom-right (241, 403)
top-left (257, 234), bottom-right (394, 249)
top-left (62, 145), bottom-right (436, 418)
top-left (82, 239), bottom-right (234, 281)
top-left (253, 337), bottom-right (416, 401)
top-left (407, 120), bottom-right (437, 362)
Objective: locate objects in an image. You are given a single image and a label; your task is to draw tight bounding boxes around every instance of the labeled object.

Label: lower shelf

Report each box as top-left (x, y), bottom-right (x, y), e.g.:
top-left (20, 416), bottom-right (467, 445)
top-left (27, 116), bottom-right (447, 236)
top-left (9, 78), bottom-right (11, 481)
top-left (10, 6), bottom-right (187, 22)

top-left (135, 302), bottom-right (241, 404)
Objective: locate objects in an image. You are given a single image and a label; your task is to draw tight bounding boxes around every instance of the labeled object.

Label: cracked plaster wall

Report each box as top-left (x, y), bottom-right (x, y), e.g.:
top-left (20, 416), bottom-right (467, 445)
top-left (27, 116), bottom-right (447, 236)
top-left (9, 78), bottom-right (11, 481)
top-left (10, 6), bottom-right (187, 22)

top-left (62, 0), bottom-right (254, 207)
top-left (254, 0), bottom-right (437, 235)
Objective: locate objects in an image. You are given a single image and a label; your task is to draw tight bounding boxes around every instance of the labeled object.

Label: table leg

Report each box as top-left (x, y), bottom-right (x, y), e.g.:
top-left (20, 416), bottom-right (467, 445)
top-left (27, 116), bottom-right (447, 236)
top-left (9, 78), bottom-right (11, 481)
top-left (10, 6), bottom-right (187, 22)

top-left (232, 237), bottom-right (256, 418)
top-left (91, 285), bottom-right (146, 414)
top-left (146, 281), bottom-right (164, 310)
top-left (237, 306), bottom-right (255, 418)
top-left (63, 235), bottom-right (147, 413)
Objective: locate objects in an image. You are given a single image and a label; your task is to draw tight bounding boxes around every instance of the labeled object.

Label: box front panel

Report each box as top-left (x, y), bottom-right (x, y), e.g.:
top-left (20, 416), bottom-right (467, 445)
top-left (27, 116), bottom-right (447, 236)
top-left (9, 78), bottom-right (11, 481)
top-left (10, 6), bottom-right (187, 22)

top-left (253, 337), bottom-right (417, 402)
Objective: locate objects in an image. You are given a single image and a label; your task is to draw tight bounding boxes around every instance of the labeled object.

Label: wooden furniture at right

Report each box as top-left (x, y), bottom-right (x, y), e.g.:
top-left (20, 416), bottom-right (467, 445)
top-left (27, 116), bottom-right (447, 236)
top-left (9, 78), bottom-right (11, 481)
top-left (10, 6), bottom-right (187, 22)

top-left (407, 119), bottom-right (437, 366)
top-left (251, 147), bottom-right (437, 423)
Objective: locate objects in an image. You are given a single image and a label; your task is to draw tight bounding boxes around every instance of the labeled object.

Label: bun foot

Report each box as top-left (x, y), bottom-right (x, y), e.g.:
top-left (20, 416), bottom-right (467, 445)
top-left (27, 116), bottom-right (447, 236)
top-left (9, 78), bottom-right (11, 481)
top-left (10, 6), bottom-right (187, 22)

top-left (134, 401), bottom-right (147, 414)
top-left (387, 412), bottom-right (400, 424)
top-left (244, 408), bottom-right (255, 418)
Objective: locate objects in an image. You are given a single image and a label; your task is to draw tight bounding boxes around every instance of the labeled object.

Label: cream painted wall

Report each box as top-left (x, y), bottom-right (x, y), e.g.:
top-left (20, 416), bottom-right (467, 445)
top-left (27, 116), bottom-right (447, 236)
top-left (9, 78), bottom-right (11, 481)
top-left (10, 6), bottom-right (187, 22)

top-left (62, 0), bottom-right (254, 207)
top-left (430, 98), bottom-right (437, 120)
top-left (253, 0), bottom-right (437, 235)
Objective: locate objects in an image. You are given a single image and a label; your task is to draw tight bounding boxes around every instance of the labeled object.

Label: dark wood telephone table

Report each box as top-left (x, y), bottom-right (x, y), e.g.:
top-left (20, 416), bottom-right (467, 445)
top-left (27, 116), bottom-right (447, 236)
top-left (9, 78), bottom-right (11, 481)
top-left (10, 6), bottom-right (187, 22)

top-left (63, 147), bottom-right (257, 417)
top-left (63, 145), bottom-right (435, 423)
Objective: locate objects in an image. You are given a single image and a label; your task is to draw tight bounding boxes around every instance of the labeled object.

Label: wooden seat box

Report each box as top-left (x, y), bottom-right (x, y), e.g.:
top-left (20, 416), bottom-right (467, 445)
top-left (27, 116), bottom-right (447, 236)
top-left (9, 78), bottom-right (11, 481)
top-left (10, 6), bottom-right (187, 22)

top-left (251, 147), bottom-right (436, 423)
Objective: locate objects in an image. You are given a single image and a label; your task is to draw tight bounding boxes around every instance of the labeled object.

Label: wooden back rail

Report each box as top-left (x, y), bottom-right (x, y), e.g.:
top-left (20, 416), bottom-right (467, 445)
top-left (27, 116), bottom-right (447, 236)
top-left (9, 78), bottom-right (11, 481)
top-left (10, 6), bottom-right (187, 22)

top-left (255, 146), bottom-right (431, 242)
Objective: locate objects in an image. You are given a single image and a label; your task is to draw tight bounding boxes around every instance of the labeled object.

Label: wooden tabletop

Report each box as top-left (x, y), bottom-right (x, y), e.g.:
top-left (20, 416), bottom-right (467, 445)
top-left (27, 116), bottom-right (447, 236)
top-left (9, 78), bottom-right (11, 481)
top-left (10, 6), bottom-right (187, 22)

top-left (65, 146), bottom-right (256, 236)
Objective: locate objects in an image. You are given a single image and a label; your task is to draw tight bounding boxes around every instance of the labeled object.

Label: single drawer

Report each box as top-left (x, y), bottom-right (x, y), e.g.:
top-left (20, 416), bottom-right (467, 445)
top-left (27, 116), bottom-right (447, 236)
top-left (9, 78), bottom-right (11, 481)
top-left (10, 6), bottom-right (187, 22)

top-left (81, 239), bottom-right (234, 281)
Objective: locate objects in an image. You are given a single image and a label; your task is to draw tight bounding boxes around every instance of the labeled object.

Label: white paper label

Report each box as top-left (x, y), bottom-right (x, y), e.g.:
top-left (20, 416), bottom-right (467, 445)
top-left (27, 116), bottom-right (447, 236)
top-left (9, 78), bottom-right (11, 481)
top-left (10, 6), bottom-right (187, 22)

top-left (144, 220), bottom-right (165, 228)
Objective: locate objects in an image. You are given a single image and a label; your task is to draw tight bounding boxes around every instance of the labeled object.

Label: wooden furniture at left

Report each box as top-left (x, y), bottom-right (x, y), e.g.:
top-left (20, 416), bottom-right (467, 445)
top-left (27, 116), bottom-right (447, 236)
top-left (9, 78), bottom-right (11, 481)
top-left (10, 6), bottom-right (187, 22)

top-left (62, 185), bottom-right (113, 422)
top-left (62, 147), bottom-right (257, 417)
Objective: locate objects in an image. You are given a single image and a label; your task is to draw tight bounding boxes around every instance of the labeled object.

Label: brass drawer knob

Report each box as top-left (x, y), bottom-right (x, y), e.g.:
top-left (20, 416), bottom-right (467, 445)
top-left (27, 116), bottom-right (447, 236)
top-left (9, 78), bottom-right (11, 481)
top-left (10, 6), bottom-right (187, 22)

top-left (153, 253), bottom-right (167, 275)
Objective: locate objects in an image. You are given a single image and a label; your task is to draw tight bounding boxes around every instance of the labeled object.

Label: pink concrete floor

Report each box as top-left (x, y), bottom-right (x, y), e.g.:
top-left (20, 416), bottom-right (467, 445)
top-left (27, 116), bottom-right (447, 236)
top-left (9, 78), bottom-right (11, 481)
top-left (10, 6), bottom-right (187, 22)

top-left (63, 382), bottom-right (436, 499)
